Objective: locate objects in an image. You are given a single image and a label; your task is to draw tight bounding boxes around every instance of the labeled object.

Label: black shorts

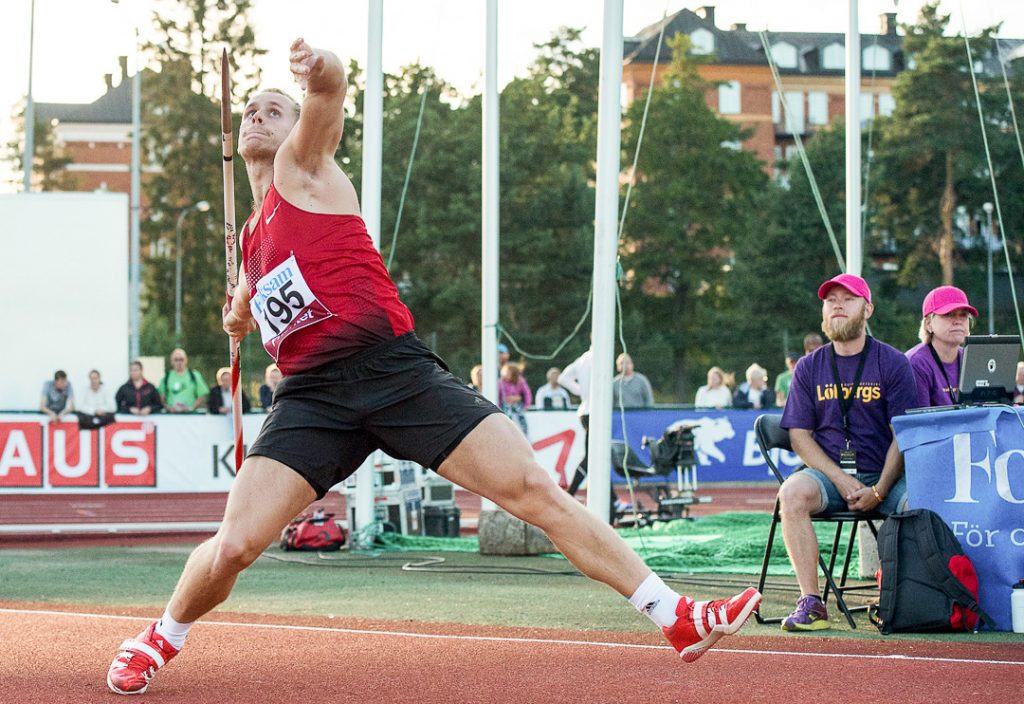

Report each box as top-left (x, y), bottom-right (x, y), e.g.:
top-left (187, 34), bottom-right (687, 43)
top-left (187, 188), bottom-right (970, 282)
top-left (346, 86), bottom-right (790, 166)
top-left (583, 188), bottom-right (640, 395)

top-left (248, 332), bottom-right (501, 498)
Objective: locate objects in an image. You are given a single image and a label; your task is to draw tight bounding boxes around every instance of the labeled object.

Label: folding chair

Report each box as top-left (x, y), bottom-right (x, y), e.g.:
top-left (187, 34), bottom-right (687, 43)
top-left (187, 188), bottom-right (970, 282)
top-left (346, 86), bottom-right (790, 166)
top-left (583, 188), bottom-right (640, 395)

top-left (753, 413), bottom-right (882, 629)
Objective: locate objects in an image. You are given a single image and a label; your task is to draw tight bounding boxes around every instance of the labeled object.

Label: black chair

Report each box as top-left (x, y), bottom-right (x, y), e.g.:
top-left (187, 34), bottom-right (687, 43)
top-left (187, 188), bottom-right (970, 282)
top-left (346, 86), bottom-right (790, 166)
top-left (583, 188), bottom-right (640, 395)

top-left (753, 414), bottom-right (882, 629)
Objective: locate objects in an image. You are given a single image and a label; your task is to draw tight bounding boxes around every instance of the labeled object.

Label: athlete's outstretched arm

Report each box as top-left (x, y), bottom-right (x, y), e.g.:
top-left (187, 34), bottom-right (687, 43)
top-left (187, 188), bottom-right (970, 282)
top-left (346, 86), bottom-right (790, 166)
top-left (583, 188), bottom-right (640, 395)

top-left (282, 37), bottom-right (346, 169)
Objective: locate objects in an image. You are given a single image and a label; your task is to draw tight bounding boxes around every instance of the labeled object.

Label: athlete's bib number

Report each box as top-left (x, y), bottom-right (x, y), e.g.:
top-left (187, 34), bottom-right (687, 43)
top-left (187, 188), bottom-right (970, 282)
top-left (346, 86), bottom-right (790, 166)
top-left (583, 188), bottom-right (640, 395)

top-left (250, 254), bottom-right (332, 358)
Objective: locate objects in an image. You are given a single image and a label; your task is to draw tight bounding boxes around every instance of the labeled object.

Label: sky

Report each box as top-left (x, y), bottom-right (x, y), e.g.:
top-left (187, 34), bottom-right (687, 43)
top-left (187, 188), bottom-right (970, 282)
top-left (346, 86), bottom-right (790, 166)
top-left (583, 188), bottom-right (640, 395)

top-left (2, 0), bottom-right (1022, 192)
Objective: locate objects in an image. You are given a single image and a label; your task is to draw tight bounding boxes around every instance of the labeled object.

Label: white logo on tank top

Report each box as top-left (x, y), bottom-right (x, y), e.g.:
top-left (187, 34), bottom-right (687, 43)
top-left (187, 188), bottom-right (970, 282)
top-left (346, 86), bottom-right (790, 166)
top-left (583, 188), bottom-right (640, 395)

top-left (265, 201), bottom-right (282, 225)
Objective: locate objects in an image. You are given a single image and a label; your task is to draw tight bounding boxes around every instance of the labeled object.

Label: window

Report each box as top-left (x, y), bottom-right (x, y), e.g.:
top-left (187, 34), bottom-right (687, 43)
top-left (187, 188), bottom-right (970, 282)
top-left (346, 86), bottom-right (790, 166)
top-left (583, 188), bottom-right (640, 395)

top-left (781, 91), bottom-right (805, 133)
top-left (808, 92), bottom-right (829, 125)
top-left (822, 43), bottom-right (845, 70)
top-left (690, 28), bottom-right (715, 55)
top-left (878, 93), bottom-right (896, 117)
top-left (863, 45), bottom-right (891, 71)
top-left (771, 42), bottom-right (798, 69)
top-left (860, 93), bottom-right (875, 123)
top-left (772, 91), bottom-right (781, 124)
top-left (718, 81), bottom-right (741, 114)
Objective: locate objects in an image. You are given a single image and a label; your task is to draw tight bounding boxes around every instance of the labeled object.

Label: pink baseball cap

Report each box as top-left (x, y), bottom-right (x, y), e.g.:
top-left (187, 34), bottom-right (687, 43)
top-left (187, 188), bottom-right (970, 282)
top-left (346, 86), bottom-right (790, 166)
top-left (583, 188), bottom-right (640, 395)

top-left (922, 286), bottom-right (978, 317)
top-left (817, 273), bottom-right (872, 305)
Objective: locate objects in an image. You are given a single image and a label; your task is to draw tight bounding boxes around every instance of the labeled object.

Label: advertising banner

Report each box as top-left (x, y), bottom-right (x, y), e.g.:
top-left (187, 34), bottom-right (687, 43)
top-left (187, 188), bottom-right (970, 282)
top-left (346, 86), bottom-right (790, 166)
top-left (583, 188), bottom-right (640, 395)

top-left (894, 406), bottom-right (1024, 631)
top-left (0, 409), bottom-right (792, 494)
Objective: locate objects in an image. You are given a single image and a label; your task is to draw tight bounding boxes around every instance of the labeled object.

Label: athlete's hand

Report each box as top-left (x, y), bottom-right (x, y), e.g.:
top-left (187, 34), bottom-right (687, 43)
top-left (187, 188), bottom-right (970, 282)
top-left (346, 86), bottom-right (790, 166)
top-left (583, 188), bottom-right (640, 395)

top-left (289, 37), bottom-right (324, 92)
top-left (222, 301), bottom-right (256, 341)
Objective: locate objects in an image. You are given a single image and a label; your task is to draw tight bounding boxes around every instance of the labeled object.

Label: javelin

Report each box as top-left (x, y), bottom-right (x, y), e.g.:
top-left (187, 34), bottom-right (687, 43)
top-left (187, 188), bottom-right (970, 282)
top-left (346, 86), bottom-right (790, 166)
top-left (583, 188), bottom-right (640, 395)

top-left (221, 48), bottom-right (244, 473)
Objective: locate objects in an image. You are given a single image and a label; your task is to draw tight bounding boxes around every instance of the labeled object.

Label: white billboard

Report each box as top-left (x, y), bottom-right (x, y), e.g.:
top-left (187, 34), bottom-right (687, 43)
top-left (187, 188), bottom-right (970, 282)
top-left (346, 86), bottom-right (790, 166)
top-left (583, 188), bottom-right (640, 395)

top-left (0, 192), bottom-right (129, 410)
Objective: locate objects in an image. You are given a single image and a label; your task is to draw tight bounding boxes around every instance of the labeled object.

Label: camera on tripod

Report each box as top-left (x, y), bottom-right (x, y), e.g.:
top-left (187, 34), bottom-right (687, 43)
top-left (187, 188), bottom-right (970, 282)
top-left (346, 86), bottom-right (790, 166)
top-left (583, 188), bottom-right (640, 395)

top-left (643, 424), bottom-right (697, 473)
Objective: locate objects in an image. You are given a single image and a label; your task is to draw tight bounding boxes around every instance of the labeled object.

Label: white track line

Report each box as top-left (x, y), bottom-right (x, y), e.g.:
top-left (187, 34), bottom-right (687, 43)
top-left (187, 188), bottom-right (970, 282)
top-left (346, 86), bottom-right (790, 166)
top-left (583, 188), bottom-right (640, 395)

top-left (1, 608), bottom-right (1021, 667)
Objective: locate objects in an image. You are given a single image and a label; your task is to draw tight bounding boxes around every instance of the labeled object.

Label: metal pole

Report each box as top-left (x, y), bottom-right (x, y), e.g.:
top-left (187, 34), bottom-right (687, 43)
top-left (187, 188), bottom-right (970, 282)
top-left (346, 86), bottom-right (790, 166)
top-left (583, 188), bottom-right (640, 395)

top-left (587, 0), bottom-right (624, 521)
top-left (175, 209), bottom-right (186, 343)
top-left (480, 0), bottom-right (500, 513)
top-left (845, 0), bottom-right (862, 276)
top-left (23, 0), bottom-right (36, 192)
top-left (130, 25), bottom-right (142, 362)
top-left (984, 202), bottom-right (994, 335)
top-left (354, 0), bottom-right (385, 536)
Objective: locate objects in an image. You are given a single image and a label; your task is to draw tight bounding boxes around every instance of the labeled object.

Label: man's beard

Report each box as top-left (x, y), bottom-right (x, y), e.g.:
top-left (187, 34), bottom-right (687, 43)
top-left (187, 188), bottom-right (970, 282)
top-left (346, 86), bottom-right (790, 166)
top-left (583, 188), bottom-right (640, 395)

top-left (822, 308), bottom-right (866, 342)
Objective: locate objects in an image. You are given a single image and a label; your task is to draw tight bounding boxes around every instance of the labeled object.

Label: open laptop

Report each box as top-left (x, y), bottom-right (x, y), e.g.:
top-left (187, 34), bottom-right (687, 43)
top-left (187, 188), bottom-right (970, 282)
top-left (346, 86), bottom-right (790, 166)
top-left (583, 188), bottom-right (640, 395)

top-left (958, 334), bottom-right (1022, 404)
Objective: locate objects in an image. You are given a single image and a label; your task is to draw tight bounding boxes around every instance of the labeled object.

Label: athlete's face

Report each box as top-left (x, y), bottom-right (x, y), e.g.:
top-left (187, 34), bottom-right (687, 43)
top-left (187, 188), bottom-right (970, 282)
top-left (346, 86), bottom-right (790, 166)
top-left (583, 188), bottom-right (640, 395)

top-left (239, 92), bottom-right (298, 162)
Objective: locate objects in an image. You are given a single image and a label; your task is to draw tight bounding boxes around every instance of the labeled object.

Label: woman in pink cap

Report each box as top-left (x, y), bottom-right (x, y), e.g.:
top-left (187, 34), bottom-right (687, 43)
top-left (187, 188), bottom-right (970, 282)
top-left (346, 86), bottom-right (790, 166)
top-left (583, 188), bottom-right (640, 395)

top-left (905, 286), bottom-right (978, 407)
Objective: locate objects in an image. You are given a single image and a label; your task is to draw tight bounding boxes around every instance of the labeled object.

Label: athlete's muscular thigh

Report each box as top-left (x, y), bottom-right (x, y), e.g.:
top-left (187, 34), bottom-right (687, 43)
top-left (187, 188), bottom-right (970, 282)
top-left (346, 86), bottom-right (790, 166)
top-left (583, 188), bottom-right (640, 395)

top-left (218, 455), bottom-right (317, 553)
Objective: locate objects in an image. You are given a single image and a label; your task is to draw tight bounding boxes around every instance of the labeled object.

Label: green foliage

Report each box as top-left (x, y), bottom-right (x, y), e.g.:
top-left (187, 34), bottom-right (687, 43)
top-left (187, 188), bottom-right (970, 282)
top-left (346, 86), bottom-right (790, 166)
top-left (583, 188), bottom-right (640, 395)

top-left (617, 34), bottom-right (768, 398)
top-left (139, 0), bottom-right (264, 383)
top-left (4, 99), bottom-right (77, 191)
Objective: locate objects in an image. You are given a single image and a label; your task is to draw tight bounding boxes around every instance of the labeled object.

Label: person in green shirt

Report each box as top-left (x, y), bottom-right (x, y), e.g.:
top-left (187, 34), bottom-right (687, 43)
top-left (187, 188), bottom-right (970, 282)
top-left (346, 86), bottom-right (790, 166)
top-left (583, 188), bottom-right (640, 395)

top-left (774, 352), bottom-right (799, 407)
top-left (158, 348), bottom-right (210, 413)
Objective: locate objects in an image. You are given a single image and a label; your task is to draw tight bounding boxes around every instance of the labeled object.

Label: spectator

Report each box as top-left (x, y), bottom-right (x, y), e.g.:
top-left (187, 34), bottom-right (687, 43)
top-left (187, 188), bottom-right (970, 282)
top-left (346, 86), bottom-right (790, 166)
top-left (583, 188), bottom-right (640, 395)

top-left (497, 343), bottom-right (510, 369)
top-left (559, 348), bottom-right (593, 494)
top-left (734, 363), bottom-right (774, 410)
top-left (469, 364), bottom-right (484, 393)
top-left (778, 273), bottom-right (917, 632)
top-left (116, 360), bottom-right (163, 415)
top-left (39, 370), bottom-right (74, 422)
top-left (158, 348), bottom-right (209, 413)
top-left (694, 366), bottom-right (732, 409)
top-left (803, 332), bottom-right (824, 356)
top-left (535, 367), bottom-right (571, 410)
top-left (77, 369), bottom-right (116, 426)
top-left (259, 363), bottom-right (282, 410)
top-left (498, 362), bottom-right (531, 436)
top-left (612, 353), bottom-right (654, 408)
top-left (1014, 362), bottom-right (1024, 405)
top-left (208, 367), bottom-right (253, 415)
top-left (905, 286), bottom-right (977, 408)
top-left (775, 353), bottom-right (799, 407)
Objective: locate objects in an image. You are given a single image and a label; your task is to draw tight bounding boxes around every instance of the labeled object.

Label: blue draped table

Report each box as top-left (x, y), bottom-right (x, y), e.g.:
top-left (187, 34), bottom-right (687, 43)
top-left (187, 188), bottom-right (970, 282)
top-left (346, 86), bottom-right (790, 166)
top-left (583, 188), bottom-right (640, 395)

top-left (893, 405), bottom-right (1024, 631)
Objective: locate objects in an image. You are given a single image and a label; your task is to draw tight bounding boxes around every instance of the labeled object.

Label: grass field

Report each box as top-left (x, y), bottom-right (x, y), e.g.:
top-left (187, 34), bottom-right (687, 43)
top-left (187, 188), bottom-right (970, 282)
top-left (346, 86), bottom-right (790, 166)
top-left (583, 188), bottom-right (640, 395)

top-left (1, 543), bottom-right (1019, 645)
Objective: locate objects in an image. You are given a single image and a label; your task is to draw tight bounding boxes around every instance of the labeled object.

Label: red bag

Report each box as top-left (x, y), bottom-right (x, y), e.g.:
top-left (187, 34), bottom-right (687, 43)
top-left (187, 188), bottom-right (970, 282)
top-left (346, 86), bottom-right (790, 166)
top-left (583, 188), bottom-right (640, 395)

top-left (280, 510), bottom-right (346, 551)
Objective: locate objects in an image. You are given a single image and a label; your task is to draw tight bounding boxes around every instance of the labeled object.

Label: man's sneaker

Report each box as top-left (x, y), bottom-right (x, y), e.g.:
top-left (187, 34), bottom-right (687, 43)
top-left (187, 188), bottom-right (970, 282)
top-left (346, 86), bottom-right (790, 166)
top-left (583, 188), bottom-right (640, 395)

top-left (781, 594), bottom-right (830, 632)
top-left (107, 622), bottom-right (180, 695)
top-left (662, 587), bottom-right (761, 663)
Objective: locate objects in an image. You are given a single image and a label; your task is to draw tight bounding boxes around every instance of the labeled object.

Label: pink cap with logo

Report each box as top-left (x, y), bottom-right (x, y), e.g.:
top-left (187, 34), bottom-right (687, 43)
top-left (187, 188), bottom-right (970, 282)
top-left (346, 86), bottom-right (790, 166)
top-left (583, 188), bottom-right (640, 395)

top-left (922, 286), bottom-right (978, 317)
top-left (817, 273), bottom-right (872, 305)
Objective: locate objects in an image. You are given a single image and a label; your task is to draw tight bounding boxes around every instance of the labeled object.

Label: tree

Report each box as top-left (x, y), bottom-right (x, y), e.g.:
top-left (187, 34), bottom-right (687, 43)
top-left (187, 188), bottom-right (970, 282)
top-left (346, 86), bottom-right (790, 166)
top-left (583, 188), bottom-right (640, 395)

top-left (617, 34), bottom-right (768, 398)
top-left (138, 0), bottom-right (264, 381)
top-left (4, 99), bottom-right (77, 191)
top-left (872, 2), bottom-right (1005, 287)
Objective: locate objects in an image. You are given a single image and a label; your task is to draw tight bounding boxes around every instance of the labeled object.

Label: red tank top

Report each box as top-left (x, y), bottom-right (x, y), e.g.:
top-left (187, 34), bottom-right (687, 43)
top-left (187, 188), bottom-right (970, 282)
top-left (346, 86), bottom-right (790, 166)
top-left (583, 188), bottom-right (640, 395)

top-left (241, 185), bottom-right (414, 375)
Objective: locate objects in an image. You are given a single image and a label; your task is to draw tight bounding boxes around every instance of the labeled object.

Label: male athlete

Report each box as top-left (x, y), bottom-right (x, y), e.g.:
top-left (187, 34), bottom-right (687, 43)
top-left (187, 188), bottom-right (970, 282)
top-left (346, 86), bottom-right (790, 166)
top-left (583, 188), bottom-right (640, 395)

top-left (107, 38), bottom-right (760, 695)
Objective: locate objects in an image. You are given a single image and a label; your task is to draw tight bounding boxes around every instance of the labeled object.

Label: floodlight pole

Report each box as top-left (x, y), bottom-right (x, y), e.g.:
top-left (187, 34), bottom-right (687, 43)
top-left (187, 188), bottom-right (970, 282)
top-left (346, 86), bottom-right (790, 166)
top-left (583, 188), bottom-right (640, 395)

top-left (587, 0), bottom-right (625, 521)
top-left (353, 0), bottom-right (385, 536)
top-left (23, 0), bottom-right (36, 192)
top-left (845, 0), bottom-right (862, 276)
top-left (983, 202), bottom-right (994, 334)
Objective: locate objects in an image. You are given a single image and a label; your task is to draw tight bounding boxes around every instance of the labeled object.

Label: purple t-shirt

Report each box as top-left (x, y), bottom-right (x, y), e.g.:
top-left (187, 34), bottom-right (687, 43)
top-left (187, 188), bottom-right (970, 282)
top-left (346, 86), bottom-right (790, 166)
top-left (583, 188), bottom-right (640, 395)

top-left (905, 342), bottom-right (962, 408)
top-left (781, 338), bottom-right (917, 476)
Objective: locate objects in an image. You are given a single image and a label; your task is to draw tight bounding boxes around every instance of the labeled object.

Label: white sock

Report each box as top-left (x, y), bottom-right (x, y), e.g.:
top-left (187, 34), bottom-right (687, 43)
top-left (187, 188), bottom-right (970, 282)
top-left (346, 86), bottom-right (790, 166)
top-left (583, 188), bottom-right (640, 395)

top-left (628, 573), bottom-right (690, 629)
top-left (154, 609), bottom-right (193, 650)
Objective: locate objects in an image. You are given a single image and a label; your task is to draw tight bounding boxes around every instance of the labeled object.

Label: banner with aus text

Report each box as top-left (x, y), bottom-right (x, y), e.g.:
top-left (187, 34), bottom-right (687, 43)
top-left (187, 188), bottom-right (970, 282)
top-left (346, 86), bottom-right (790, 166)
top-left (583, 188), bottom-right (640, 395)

top-left (893, 406), bottom-right (1024, 631)
top-left (0, 409), bottom-right (792, 493)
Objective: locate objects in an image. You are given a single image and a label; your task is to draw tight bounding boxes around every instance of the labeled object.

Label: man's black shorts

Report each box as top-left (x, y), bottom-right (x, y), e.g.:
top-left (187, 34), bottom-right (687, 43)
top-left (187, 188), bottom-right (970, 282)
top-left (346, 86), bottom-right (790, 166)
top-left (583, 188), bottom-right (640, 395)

top-left (248, 332), bottom-right (502, 499)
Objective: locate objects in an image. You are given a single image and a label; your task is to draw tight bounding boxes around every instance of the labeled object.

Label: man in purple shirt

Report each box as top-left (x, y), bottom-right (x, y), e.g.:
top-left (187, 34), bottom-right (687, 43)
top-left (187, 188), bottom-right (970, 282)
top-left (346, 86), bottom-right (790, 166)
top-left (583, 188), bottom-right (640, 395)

top-left (778, 273), bottom-right (918, 632)
top-left (905, 286), bottom-right (977, 408)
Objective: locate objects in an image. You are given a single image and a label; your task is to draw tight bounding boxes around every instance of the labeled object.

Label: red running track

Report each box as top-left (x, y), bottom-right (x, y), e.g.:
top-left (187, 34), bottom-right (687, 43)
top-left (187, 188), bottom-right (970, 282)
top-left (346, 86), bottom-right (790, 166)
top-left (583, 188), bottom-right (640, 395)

top-left (1, 604), bottom-right (1021, 704)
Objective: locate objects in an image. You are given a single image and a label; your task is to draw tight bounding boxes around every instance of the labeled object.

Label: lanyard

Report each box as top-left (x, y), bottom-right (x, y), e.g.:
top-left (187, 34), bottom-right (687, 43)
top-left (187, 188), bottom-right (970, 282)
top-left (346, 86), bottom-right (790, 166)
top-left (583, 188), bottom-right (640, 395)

top-left (927, 343), bottom-right (959, 404)
top-left (829, 336), bottom-right (872, 447)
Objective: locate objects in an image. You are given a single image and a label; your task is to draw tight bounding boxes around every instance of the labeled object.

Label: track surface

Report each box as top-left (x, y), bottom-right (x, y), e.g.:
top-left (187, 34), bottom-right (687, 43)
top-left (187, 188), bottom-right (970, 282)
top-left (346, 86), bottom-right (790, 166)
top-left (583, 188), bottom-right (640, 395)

top-left (2, 604), bottom-right (1022, 704)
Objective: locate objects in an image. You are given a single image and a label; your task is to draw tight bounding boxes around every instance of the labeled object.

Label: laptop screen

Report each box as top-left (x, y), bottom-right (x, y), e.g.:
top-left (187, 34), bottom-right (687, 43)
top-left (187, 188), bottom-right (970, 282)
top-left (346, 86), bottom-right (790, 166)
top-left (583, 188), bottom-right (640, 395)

top-left (959, 335), bottom-right (1022, 404)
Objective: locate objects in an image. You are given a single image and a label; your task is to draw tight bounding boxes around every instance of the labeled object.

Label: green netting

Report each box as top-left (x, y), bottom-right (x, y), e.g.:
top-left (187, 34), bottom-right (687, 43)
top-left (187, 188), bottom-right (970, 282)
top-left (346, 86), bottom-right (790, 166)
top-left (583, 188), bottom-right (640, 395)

top-left (372, 512), bottom-right (867, 576)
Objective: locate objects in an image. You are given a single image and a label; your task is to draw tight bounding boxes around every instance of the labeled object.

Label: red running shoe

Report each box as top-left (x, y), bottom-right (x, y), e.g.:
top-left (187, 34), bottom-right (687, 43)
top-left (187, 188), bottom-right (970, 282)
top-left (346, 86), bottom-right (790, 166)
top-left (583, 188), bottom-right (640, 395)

top-left (107, 622), bottom-right (180, 695)
top-left (662, 587), bottom-right (761, 663)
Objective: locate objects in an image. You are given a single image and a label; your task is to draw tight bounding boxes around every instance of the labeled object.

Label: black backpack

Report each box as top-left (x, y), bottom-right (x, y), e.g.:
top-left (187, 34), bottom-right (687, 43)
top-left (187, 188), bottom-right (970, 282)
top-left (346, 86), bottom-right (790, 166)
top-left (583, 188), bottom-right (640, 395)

top-left (870, 509), bottom-right (995, 634)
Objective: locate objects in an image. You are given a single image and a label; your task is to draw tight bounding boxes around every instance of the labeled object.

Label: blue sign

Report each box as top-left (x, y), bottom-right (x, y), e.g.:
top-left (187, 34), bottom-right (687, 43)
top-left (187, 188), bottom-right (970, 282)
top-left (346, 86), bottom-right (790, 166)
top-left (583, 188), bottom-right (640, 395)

top-left (609, 409), bottom-right (802, 483)
top-left (894, 406), bottom-right (1024, 631)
